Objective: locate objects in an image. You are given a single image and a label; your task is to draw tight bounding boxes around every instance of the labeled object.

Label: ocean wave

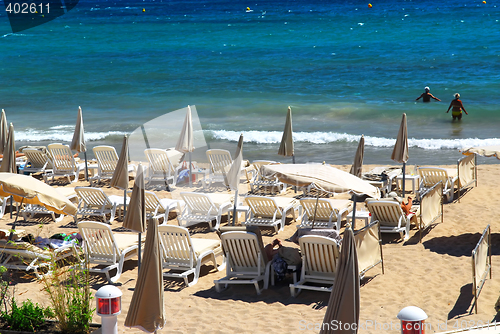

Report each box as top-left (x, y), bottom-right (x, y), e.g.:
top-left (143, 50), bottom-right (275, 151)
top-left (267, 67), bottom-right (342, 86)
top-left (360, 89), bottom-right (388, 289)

top-left (209, 130), bottom-right (500, 150)
top-left (16, 129), bottom-right (127, 142)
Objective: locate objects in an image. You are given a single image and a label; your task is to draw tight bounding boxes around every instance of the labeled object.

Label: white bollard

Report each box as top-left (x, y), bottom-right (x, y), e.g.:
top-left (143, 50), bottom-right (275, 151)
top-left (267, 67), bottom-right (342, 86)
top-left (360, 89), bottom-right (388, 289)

top-left (95, 285), bottom-right (122, 334)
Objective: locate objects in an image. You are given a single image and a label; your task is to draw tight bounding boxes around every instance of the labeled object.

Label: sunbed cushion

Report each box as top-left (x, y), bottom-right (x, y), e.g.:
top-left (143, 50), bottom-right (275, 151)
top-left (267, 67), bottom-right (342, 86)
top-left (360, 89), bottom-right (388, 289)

top-left (113, 234), bottom-right (140, 252)
top-left (0, 240), bottom-right (52, 256)
top-left (191, 238), bottom-right (221, 257)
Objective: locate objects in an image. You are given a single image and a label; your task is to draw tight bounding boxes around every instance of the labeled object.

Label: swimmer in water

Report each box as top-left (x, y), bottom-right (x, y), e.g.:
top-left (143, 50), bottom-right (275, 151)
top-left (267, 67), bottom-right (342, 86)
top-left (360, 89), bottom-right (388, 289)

top-left (446, 93), bottom-right (468, 121)
top-left (416, 86), bottom-right (441, 102)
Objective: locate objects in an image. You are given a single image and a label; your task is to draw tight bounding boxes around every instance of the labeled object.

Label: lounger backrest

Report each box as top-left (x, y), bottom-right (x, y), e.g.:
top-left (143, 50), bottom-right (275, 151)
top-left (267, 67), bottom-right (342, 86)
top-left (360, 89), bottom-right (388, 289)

top-left (93, 146), bottom-right (119, 173)
top-left (78, 221), bottom-right (119, 263)
top-left (220, 231), bottom-right (266, 274)
top-left (458, 154), bottom-right (476, 189)
top-left (355, 221), bottom-right (382, 275)
top-left (180, 192), bottom-right (217, 215)
top-left (366, 201), bottom-right (405, 227)
top-left (299, 235), bottom-right (339, 279)
top-left (23, 148), bottom-right (52, 169)
top-left (252, 160), bottom-right (278, 177)
top-left (420, 182), bottom-right (443, 230)
top-left (245, 196), bottom-right (281, 218)
top-left (48, 144), bottom-right (77, 173)
top-left (75, 187), bottom-right (113, 209)
top-left (417, 167), bottom-right (449, 187)
top-left (207, 149), bottom-right (232, 176)
top-left (144, 191), bottom-right (162, 213)
top-left (158, 225), bottom-right (195, 268)
top-left (144, 149), bottom-right (175, 174)
top-left (300, 198), bottom-right (338, 222)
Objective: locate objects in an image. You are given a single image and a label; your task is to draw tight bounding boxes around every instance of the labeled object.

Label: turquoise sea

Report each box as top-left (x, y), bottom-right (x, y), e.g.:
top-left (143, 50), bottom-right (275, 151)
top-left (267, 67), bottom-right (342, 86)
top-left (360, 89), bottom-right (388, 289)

top-left (0, 0), bottom-right (499, 165)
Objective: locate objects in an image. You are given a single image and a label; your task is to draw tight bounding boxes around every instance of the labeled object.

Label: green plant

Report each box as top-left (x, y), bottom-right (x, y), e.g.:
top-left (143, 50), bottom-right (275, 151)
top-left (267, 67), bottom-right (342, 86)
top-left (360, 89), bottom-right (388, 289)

top-left (40, 261), bottom-right (94, 334)
top-left (1, 298), bottom-right (54, 332)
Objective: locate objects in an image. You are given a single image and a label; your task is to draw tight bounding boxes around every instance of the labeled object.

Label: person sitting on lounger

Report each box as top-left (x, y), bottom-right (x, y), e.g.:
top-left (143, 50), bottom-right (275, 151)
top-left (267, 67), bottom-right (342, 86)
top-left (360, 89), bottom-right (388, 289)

top-left (416, 87), bottom-right (441, 102)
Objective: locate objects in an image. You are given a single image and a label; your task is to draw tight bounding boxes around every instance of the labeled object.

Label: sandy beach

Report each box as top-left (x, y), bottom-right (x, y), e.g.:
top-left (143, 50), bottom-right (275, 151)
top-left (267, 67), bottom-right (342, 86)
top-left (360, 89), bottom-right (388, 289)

top-left (1, 162), bottom-right (499, 334)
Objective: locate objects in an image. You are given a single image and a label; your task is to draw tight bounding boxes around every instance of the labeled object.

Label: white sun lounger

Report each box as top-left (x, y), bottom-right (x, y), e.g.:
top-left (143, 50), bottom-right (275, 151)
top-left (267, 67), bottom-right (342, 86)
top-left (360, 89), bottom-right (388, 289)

top-left (158, 225), bottom-right (225, 286)
top-left (78, 221), bottom-right (140, 283)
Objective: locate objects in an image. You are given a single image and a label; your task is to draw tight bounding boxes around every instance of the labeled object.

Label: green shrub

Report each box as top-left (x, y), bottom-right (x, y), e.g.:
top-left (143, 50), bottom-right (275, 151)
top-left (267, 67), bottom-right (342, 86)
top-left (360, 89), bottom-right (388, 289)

top-left (40, 264), bottom-right (94, 334)
top-left (1, 298), bottom-right (54, 332)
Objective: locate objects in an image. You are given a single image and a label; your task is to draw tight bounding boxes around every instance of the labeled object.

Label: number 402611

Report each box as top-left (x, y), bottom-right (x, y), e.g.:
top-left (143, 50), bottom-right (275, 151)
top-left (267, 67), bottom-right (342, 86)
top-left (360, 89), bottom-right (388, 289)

top-left (5, 3), bottom-right (50, 14)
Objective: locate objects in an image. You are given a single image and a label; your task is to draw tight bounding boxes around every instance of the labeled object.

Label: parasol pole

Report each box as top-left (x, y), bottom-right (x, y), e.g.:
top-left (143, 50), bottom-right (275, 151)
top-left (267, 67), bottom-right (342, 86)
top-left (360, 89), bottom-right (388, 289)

top-left (231, 188), bottom-right (239, 226)
top-left (8, 197), bottom-right (24, 241)
top-left (402, 162), bottom-right (406, 196)
top-left (84, 151), bottom-right (89, 181)
top-left (138, 232), bottom-right (142, 271)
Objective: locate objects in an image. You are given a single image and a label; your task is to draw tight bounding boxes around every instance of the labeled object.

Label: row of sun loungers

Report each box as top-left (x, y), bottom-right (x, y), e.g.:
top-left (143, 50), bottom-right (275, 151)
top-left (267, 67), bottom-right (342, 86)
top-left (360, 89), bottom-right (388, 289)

top-left (0, 147), bottom-right (481, 304)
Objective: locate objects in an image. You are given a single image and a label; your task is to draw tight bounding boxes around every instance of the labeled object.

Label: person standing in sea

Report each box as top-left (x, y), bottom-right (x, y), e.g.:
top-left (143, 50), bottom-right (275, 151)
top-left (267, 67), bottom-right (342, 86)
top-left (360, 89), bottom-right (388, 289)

top-left (416, 86), bottom-right (441, 102)
top-left (446, 93), bottom-right (468, 121)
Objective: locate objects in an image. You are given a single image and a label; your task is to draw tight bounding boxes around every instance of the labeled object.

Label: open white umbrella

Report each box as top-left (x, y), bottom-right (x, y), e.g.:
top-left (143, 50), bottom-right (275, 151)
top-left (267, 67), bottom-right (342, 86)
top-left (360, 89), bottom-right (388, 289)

top-left (124, 218), bottom-right (165, 333)
top-left (225, 134), bottom-right (243, 225)
top-left (0, 109), bottom-right (8, 155)
top-left (175, 106), bottom-right (194, 185)
top-left (462, 145), bottom-right (500, 159)
top-left (278, 106), bottom-right (295, 163)
top-left (391, 113), bottom-right (409, 195)
top-left (320, 225), bottom-right (360, 334)
top-left (122, 163), bottom-right (146, 270)
top-left (111, 135), bottom-right (130, 217)
top-left (70, 106), bottom-right (88, 180)
top-left (0, 173), bottom-right (77, 239)
top-left (261, 163), bottom-right (380, 228)
top-left (350, 135), bottom-right (364, 178)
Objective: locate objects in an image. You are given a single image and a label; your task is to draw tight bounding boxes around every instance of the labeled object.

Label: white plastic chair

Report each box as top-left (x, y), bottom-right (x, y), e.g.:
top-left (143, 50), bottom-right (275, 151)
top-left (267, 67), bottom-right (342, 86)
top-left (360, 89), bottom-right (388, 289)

top-left (178, 192), bottom-right (232, 231)
top-left (74, 187), bottom-right (119, 223)
top-left (0, 239), bottom-right (81, 279)
top-left (214, 230), bottom-right (272, 295)
top-left (46, 143), bottom-right (83, 183)
top-left (289, 235), bottom-right (339, 297)
top-left (244, 196), bottom-right (296, 233)
top-left (205, 149), bottom-right (233, 187)
top-left (158, 225), bottom-right (225, 286)
top-left (91, 145), bottom-right (135, 185)
top-left (144, 148), bottom-right (180, 186)
top-left (366, 200), bottom-right (415, 241)
top-left (248, 160), bottom-right (286, 194)
top-left (78, 221), bottom-right (140, 283)
top-left (22, 148), bottom-right (53, 180)
top-left (298, 198), bottom-right (352, 231)
top-left (417, 167), bottom-right (458, 202)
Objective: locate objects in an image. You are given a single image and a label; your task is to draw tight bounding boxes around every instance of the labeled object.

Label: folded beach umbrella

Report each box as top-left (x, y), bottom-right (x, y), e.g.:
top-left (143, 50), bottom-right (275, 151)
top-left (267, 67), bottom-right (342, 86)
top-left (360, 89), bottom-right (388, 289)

top-left (320, 225), bottom-right (360, 334)
top-left (278, 106), bottom-right (295, 163)
top-left (175, 105), bottom-right (194, 185)
top-left (0, 123), bottom-right (16, 173)
top-left (350, 135), bottom-right (364, 178)
top-left (225, 134), bottom-right (243, 225)
top-left (391, 113), bottom-right (409, 195)
top-left (0, 109), bottom-right (8, 155)
top-left (123, 163), bottom-right (146, 270)
top-left (124, 217), bottom-right (165, 333)
top-left (111, 135), bottom-right (130, 216)
top-left (70, 106), bottom-right (88, 180)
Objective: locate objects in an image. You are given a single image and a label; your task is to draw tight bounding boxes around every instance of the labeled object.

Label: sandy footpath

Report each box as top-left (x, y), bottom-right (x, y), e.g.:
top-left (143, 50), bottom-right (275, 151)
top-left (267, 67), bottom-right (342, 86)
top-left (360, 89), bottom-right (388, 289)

top-left (1, 163), bottom-right (499, 334)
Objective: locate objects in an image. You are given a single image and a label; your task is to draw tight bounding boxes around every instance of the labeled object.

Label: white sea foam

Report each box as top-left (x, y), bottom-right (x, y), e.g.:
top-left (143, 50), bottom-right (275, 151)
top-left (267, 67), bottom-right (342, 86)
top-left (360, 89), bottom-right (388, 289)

top-left (16, 129), bottom-right (127, 142)
top-left (209, 130), bottom-right (500, 150)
